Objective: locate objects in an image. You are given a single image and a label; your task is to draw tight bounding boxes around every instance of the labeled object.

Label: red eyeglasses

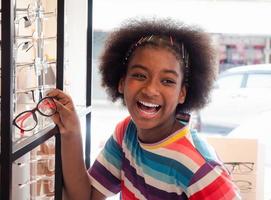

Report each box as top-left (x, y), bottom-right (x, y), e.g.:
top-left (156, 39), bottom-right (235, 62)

top-left (13, 97), bottom-right (57, 135)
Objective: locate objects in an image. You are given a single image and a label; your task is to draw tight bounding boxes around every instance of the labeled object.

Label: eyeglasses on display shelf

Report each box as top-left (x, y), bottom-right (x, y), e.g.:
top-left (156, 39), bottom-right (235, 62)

top-left (17, 174), bottom-right (55, 194)
top-left (15, 169), bottom-right (55, 199)
top-left (16, 59), bottom-right (56, 68)
top-left (224, 162), bottom-right (255, 175)
top-left (14, 57), bottom-right (56, 142)
top-left (1, 0), bottom-right (67, 198)
top-left (15, 60), bottom-right (56, 86)
top-left (14, 36), bottom-right (57, 65)
top-left (14, 0), bottom-right (57, 67)
top-left (16, 83), bottom-right (56, 102)
top-left (17, 88), bottom-right (45, 104)
top-left (233, 180), bottom-right (253, 193)
top-left (12, 138), bottom-right (56, 200)
top-left (15, 36), bottom-right (56, 47)
top-left (14, 154), bottom-right (55, 170)
top-left (14, 2), bottom-right (56, 36)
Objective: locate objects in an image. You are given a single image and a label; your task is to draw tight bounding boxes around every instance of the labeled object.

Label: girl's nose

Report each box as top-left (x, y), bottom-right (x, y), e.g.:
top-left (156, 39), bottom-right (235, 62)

top-left (141, 80), bottom-right (159, 97)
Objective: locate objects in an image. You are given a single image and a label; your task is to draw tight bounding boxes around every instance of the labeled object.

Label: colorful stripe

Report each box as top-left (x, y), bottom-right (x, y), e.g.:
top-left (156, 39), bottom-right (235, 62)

top-left (89, 117), bottom-right (240, 200)
top-left (122, 142), bottom-right (185, 195)
top-left (140, 126), bottom-right (189, 149)
top-left (189, 169), bottom-right (239, 200)
top-left (190, 130), bottom-right (221, 163)
top-left (102, 135), bottom-right (124, 170)
top-left (167, 138), bottom-right (206, 166)
top-left (124, 123), bottom-right (194, 188)
top-left (89, 160), bottom-right (120, 194)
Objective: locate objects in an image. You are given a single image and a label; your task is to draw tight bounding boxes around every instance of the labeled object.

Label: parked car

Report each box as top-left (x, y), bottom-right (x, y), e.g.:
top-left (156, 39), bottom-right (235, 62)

top-left (227, 110), bottom-right (271, 200)
top-left (197, 64), bottom-right (271, 134)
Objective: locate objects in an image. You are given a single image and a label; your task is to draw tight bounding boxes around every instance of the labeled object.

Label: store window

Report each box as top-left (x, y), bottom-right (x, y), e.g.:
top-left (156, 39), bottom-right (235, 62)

top-left (92, 1), bottom-right (271, 200)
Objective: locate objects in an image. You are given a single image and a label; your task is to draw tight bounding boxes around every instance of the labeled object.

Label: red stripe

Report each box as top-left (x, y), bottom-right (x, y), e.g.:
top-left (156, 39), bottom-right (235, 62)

top-left (115, 116), bottom-right (131, 145)
top-left (121, 181), bottom-right (139, 200)
top-left (167, 138), bottom-right (205, 166)
top-left (189, 173), bottom-right (237, 200)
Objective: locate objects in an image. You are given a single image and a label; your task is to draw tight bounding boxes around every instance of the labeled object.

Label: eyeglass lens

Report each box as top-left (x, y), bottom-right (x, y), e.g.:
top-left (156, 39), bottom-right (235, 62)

top-left (38, 98), bottom-right (56, 116)
top-left (15, 111), bottom-right (38, 132)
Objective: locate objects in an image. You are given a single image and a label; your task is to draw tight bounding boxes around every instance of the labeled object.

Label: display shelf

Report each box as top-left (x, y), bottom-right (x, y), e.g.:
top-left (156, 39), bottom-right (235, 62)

top-left (1, 0), bottom-right (93, 199)
top-left (1, 0), bottom-right (65, 199)
top-left (12, 124), bottom-right (57, 161)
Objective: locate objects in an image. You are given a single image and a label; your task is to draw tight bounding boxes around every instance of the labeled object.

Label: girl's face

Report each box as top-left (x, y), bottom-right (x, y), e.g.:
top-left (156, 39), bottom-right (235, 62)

top-left (118, 47), bottom-right (187, 137)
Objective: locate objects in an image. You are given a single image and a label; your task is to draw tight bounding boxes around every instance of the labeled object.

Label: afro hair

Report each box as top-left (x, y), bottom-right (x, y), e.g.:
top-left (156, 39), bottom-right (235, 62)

top-left (99, 18), bottom-right (218, 112)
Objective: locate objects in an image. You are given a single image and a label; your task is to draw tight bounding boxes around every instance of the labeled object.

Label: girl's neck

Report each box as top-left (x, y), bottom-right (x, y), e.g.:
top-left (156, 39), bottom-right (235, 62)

top-left (137, 117), bottom-right (184, 144)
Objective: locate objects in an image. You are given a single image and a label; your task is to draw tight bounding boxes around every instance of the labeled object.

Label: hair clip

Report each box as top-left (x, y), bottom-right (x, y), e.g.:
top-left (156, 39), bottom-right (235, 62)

top-left (170, 36), bottom-right (174, 46)
top-left (123, 35), bottom-right (190, 87)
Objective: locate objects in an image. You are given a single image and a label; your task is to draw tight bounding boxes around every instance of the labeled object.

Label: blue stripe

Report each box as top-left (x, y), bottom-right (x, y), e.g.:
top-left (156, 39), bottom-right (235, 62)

top-left (103, 136), bottom-right (123, 170)
top-left (124, 122), bottom-right (194, 188)
top-left (122, 156), bottom-right (188, 199)
top-left (190, 129), bottom-right (219, 162)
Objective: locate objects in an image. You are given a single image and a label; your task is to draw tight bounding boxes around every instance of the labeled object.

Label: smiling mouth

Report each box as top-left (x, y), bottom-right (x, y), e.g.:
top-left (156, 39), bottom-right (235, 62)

top-left (137, 101), bottom-right (161, 115)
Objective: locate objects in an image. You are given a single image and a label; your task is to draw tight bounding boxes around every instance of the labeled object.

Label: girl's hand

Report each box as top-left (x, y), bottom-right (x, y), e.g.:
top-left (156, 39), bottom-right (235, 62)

top-left (47, 89), bottom-right (81, 136)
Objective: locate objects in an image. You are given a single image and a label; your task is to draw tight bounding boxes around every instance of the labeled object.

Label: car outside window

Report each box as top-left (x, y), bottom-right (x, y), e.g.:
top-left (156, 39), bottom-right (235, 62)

top-left (216, 74), bottom-right (243, 89)
top-left (246, 74), bottom-right (271, 88)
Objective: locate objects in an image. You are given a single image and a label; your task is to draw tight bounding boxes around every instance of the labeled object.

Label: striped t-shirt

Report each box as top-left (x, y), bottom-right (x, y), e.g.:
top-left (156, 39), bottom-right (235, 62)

top-left (89, 116), bottom-right (240, 199)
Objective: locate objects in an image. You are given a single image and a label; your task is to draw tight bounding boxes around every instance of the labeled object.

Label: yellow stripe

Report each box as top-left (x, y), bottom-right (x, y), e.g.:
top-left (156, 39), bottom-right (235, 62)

top-left (141, 126), bottom-right (189, 150)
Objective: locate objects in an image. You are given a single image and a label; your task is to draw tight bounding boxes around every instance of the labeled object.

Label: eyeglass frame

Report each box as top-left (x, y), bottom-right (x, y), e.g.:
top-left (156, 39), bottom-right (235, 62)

top-left (13, 96), bottom-right (57, 132)
top-left (232, 179), bottom-right (253, 193)
top-left (223, 161), bottom-right (254, 175)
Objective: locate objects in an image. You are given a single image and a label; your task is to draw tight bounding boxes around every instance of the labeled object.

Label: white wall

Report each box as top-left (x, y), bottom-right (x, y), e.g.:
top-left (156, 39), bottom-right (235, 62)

top-left (65, 0), bottom-right (87, 106)
top-left (93, 0), bottom-right (271, 35)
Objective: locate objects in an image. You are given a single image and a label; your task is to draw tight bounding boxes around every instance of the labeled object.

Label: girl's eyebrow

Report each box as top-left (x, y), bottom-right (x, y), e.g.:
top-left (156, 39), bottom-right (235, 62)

top-left (129, 64), bottom-right (148, 71)
top-left (129, 65), bottom-right (179, 77)
top-left (162, 69), bottom-right (179, 77)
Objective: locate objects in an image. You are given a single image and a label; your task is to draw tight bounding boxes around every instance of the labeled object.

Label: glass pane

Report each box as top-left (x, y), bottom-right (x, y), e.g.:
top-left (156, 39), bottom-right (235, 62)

top-left (13, 0), bottom-right (57, 144)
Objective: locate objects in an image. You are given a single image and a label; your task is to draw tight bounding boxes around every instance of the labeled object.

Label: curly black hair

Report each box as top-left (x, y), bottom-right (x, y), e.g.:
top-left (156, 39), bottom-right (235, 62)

top-left (99, 18), bottom-right (218, 112)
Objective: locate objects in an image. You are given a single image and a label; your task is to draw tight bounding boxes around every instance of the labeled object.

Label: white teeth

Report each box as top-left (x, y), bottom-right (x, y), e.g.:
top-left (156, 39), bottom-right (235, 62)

top-left (139, 101), bottom-right (160, 108)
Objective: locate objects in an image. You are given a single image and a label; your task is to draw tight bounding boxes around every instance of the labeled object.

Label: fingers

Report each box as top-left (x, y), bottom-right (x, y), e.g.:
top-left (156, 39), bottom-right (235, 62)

top-left (50, 99), bottom-right (71, 133)
top-left (47, 89), bottom-right (72, 102)
top-left (47, 89), bottom-right (75, 110)
top-left (53, 98), bottom-right (69, 113)
top-left (47, 89), bottom-right (80, 135)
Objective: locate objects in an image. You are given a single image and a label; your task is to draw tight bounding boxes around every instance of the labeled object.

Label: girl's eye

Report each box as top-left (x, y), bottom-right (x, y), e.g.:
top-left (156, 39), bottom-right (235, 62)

top-left (131, 73), bottom-right (146, 80)
top-left (162, 79), bottom-right (176, 85)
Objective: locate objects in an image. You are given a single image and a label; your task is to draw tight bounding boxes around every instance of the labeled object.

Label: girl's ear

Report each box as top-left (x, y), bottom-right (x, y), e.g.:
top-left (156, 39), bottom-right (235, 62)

top-left (178, 85), bottom-right (187, 104)
top-left (118, 78), bottom-right (124, 94)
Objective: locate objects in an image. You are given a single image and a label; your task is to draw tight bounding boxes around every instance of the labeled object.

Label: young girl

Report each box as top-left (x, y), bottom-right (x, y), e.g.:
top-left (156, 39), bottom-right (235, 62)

top-left (49, 18), bottom-right (240, 200)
